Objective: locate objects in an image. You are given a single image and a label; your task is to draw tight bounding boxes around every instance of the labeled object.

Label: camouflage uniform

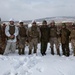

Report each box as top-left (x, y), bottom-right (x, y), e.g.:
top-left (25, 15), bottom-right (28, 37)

top-left (2, 23), bottom-right (7, 43)
top-left (60, 23), bottom-right (70, 56)
top-left (40, 20), bottom-right (49, 56)
top-left (69, 25), bottom-right (75, 56)
top-left (1, 23), bottom-right (7, 52)
top-left (49, 21), bottom-right (60, 55)
top-left (28, 21), bottom-right (41, 55)
top-left (18, 21), bottom-right (27, 55)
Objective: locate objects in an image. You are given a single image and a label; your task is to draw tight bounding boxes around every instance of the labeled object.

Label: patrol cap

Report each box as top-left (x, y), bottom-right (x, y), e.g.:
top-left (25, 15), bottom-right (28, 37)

top-left (32, 21), bottom-right (36, 24)
top-left (51, 20), bottom-right (55, 24)
top-left (62, 23), bottom-right (66, 26)
top-left (19, 20), bottom-right (23, 23)
top-left (9, 18), bottom-right (14, 22)
top-left (42, 20), bottom-right (47, 24)
top-left (3, 23), bottom-right (6, 25)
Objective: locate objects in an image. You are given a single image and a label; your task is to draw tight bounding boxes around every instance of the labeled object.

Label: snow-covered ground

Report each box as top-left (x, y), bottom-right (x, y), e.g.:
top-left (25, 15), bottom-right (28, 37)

top-left (0, 43), bottom-right (75, 75)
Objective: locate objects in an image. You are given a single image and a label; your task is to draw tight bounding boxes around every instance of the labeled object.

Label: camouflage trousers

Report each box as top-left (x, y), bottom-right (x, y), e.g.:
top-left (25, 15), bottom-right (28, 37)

top-left (29, 38), bottom-right (38, 54)
top-left (0, 37), bottom-right (5, 55)
top-left (50, 37), bottom-right (59, 49)
top-left (18, 37), bottom-right (26, 49)
top-left (49, 37), bottom-right (60, 55)
top-left (18, 37), bottom-right (26, 55)
top-left (71, 39), bottom-right (75, 56)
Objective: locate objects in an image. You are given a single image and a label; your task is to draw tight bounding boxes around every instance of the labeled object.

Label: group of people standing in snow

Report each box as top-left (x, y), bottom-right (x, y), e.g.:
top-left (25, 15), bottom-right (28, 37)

top-left (0, 18), bottom-right (75, 57)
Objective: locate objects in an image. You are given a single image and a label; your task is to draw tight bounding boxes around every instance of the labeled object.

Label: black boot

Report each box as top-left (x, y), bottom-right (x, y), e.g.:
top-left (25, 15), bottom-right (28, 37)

top-left (34, 49), bottom-right (36, 53)
top-left (62, 48), bottom-right (65, 55)
top-left (62, 44), bottom-right (65, 55)
top-left (44, 53), bottom-right (46, 55)
top-left (42, 53), bottom-right (44, 56)
top-left (65, 50), bottom-right (70, 57)
top-left (29, 49), bottom-right (32, 55)
top-left (74, 48), bottom-right (75, 56)
top-left (18, 49), bottom-right (21, 55)
top-left (22, 48), bottom-right (25, 54)
top-left (51, 48), bottom-right (54, 55)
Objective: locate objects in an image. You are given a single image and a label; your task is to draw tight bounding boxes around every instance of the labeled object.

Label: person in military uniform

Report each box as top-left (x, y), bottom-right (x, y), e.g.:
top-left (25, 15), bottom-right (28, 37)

top-left (49, 20), bottom-right (60, 55)
top-left (4, 18), bottom-right (19, 55)
top-left (18, 20), bottom-right (27, 55)
top-left (1, 23), bottom-right (7, 54)
top-left (28, 21), bottom-right (41, 55)
top-left (60, 23), bottom-right (70, 56)
top-left (69, 24), bottom-right (75, 56)
top-left (40, 20), bottom-right (49, 56)
top-left (2, 23), bottom-right (7, 44)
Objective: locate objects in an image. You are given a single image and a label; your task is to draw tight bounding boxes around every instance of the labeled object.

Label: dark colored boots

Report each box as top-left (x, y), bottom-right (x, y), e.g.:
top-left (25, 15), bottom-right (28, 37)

top-left (34, 49), bottom-right (37, 53)
top-left (74, 48), bottom-right (75, 56)
top-left (22, 48), bottom-right (25, 54)
top-left (65, 50), bottom-right (70, 57)
top-left (51, 48), bottom-right (54, 55)
top-left (28, 49), bottom-right (32, 55)
top-left (18, 48), bottom-right (25, 55)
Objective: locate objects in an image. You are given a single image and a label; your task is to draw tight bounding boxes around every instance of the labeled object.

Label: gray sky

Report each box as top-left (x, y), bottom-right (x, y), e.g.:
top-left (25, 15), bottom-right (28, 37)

top-left (0, 0), bottom-right (75, 21)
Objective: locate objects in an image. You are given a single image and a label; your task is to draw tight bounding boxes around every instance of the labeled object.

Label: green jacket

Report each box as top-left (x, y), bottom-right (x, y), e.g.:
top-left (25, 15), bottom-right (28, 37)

top-left (40, 25), bottom-right (49, 42)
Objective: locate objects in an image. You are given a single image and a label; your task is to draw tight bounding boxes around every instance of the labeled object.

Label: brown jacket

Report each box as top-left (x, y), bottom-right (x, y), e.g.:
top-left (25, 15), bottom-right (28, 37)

top-left (19, 26), bottom-right (27, 37)
top-left (49, 26), bottom-right (58, 38)
top-left (70, 29), bottom-right (75, 40)
top-left (60, 28), bottom-right (70, 44)
top-left (28, 26), bottom-right (41, 42)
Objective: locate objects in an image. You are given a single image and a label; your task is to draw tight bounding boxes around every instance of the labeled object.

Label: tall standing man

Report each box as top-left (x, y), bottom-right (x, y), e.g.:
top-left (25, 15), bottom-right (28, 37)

top-left (69, 24), bottom-right (75, 56)
top-left (28, 21), bottom-right (41, 55)
top-left (49, 20), bottom-right (60, 55)
top-left (4, 18), bottom-right (19, 55)
top-left (1, 23), bottom-right (7, 54)
top-left (60, 23), bottom-right (70, 56)
top-left (18, 20), bottom-right (27, 55)
top-left (40, 20), bottom-right (49, 56)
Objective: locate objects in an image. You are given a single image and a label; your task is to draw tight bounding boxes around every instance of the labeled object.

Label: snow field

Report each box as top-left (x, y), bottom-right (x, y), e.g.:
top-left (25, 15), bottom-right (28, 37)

top-left (0, 43), bottom-right (75, 75)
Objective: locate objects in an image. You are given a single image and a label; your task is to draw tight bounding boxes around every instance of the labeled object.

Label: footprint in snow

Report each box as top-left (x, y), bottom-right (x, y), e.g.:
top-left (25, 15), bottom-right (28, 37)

top-left (36, 67), bottom-right (44, 72)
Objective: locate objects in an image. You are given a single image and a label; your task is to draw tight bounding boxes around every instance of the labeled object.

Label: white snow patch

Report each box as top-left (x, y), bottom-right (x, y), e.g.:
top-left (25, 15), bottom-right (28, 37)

top-left (0, 43), bottom-right (75, 75)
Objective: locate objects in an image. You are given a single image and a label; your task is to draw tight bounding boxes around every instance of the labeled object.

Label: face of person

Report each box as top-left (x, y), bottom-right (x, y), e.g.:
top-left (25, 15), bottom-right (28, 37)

top-left (72, 26), bottom-right (75, 29)
top-left (62, 25), bottom-right (66, 29)
top-left (20, 22), bottom-right (23, 26)
top-left (51, 22), bottom-right (55, 27)
top-left (43, 23), bottom-right (47, 25)
top-left (3, 24), bottom-right (6, 26)
top-left (42, 22), bottom-right (47, 26)
top-left (10, 21), bottom-right (14, 25)
top-left (32, 23), bottom-right (36, 27)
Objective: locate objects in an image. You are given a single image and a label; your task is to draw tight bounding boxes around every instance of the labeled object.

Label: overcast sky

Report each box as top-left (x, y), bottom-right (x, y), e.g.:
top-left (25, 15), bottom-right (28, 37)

top-left (0, 0), bottom-right (75, 21)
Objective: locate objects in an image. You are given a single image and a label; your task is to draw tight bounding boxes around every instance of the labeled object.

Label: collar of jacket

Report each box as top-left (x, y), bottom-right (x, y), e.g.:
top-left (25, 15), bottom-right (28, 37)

top-left (10, 25), bottom-right (15, 26)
